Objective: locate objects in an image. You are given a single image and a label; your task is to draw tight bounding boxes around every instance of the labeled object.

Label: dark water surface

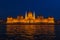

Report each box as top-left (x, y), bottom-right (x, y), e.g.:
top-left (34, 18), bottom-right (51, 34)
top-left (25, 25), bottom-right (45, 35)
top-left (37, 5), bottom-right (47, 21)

top-left (0, 24), bottom-right (59, 40)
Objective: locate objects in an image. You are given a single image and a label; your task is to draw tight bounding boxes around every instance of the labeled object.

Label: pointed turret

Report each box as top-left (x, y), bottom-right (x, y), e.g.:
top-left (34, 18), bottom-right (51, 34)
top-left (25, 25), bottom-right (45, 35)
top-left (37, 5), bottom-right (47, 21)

top-left (25, 11), bottom-right (27, 19)
top-left (33, 11), bottom-right (35, 19)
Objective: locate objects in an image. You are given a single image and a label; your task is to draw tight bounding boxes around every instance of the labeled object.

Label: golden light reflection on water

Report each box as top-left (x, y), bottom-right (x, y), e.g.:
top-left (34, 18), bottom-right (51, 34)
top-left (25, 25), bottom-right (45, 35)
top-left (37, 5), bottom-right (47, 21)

top-left (6, 24), bottom-right (55, 40)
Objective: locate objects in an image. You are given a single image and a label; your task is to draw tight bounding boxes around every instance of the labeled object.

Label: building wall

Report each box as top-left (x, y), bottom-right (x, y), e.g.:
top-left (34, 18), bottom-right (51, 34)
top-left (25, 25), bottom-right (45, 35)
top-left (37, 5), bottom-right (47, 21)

top-left (6, 17), bottom-right (54, 23)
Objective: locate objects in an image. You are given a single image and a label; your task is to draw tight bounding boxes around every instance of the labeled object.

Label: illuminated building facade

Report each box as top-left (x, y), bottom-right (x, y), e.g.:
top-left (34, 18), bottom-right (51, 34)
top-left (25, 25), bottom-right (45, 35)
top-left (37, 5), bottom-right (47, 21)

top-left (6, 11), bottom-right (54, 23)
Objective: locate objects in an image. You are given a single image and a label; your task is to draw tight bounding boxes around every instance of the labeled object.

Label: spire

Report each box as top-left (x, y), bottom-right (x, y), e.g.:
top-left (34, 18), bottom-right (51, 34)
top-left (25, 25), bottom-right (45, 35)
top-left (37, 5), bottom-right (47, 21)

top-left (25, 11), bottom-right (27, 19)
top-left (29, 8), bottom-right (30, 12)
top-left (33, 11), bottom-right (35, 19)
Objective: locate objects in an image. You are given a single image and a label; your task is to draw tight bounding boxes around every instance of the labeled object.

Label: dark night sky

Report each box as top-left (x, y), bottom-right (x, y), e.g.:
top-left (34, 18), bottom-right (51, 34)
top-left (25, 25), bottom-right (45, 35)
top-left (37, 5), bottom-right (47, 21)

top-left (0, 0), bottom-right (60, 20)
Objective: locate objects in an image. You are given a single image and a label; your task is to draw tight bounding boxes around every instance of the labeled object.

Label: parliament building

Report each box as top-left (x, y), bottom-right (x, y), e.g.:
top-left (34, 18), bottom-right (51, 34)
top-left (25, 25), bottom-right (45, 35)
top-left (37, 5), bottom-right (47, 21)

top-left (6, 11), bottom-right (54, 23)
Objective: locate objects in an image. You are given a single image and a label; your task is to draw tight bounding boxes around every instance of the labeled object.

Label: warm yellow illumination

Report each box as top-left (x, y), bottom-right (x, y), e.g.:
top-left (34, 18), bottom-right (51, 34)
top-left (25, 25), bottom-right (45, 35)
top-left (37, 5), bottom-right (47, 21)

top-left (6, 11), bottom-right (55, 24)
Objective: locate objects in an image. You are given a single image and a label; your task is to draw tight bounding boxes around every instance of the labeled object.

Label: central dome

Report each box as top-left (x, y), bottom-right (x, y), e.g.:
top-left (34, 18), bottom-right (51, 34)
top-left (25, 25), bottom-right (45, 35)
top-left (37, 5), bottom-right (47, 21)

top-left (28, 12), bottom-right (33, 17)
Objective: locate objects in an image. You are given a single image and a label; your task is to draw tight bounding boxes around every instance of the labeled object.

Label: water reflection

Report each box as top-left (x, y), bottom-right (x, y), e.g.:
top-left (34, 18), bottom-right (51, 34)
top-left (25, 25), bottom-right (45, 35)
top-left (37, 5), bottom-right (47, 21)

top-left (6, 25), bottom-right (55, 40)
